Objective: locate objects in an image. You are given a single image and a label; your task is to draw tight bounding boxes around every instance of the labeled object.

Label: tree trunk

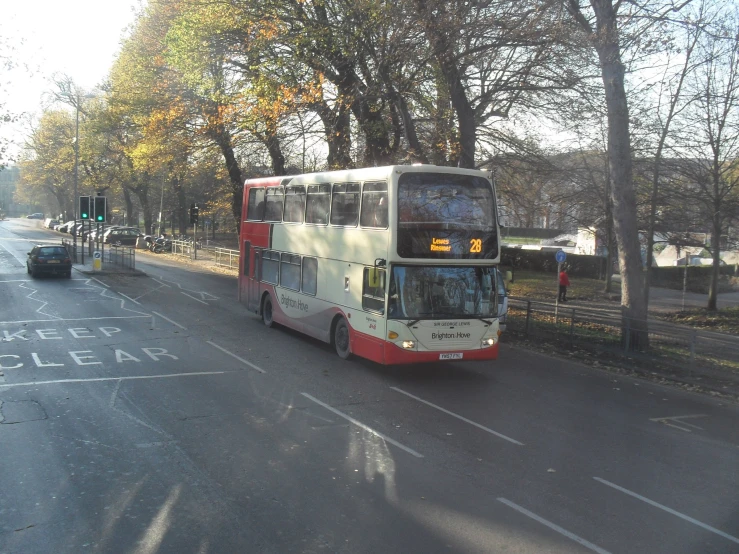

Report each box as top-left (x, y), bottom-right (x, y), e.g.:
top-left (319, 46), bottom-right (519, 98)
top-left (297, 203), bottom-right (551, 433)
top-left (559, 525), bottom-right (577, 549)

top-left (122, 188), bottom-right (134, 228)
top-left (265, 127), bottom-right (286, 176)
top-left (413, 0), bottom-right (476, 168)
top-left (708, 203), bottom-right (721, 311)
top-left (591, 0), bottom-right (648, 349)
top-left (316, 100), bottom-right (353, 170)
top-left (209, 126), bottom-right (243, 233)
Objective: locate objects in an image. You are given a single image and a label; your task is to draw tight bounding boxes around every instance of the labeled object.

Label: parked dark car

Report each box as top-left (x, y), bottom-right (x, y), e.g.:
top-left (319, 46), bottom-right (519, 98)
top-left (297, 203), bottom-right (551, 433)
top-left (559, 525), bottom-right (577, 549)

top-left (27, 244), bottom-right (72, 278)
top-left (26, 213), bottom-right (44, 219)
top-left (103, 227), bottom-right (143, 246)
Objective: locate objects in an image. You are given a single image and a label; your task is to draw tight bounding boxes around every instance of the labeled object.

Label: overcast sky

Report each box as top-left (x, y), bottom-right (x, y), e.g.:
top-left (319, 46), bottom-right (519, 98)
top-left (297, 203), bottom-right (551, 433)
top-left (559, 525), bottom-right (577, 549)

top-left (1, 0), bottom-right (144, 159)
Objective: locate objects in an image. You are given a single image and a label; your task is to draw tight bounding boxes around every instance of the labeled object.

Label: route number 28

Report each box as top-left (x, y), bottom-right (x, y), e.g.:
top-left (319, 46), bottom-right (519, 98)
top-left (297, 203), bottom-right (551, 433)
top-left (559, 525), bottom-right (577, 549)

top-left (469, 238), bottom-right (482, 253)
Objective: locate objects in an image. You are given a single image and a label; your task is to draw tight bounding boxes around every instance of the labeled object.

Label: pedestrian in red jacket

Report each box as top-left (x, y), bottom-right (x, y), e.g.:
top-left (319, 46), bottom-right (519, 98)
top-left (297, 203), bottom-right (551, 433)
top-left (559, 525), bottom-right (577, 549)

top-left (558, 267), bottom-right (570, 302)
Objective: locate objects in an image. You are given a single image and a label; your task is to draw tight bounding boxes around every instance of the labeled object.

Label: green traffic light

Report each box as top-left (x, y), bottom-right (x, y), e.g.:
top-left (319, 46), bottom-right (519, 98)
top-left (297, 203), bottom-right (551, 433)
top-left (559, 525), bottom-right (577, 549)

top-left (82, 212), bottom-right (88, 218)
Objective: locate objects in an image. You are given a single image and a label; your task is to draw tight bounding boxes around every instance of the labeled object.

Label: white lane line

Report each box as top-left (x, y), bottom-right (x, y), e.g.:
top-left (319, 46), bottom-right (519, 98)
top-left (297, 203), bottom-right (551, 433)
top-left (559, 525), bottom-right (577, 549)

top-left (0, 371), bottom-right (234, 389)
top-left (649, 414), bottom-right (708, 433)
top-left (206, 340), bottom-right (266, 373)
top-left (91, 277), bottom-right (109, 288)
top-left (152, 311), bottom-right (187, 330)
top-left (497, 498), bottom-right (612, 554)
top-left (0, 315), bottom-right (150, 325)
top-left (301, 392), bottom-right (424, 458)
top-left (118, 292), bottom-right (141, 305)
top-left (390, 386), bottom-right (524, 446)
top-left (182, 291), bottom-right (208, 305)
top-left (593, 477), bottom-right (739, 545)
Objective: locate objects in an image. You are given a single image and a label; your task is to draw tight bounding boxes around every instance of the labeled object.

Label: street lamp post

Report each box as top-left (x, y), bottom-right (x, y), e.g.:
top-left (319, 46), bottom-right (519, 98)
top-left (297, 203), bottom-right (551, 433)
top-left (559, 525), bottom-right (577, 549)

top-left (60, 91), bottom-right (96, 263)
top-left (73, 99), bottom-right (82, 263)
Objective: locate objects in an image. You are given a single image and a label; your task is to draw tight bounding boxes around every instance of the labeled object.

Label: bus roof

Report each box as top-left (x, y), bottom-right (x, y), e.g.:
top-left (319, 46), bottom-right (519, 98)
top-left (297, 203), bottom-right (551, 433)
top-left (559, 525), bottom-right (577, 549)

top-left (243, 165), bottom-right (491, 187)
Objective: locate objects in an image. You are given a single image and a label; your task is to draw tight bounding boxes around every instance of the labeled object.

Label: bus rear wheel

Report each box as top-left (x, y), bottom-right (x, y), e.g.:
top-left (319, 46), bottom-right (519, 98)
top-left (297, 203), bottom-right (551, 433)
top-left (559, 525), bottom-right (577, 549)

top-left (334, 318), bottom-right (351, 360)
top-left (262, 295), bottom-right (274, 328)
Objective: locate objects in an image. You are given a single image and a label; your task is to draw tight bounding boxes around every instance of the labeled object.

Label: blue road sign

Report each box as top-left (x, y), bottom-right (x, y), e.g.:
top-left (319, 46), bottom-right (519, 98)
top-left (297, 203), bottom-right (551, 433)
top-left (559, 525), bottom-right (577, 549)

top-left (555, 250), bottom-right (567, 263)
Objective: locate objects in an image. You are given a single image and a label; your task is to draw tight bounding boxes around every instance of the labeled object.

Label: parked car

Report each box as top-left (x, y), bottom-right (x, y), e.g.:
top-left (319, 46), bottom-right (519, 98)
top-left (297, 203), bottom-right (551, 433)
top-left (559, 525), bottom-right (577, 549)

top-left (26, 213), bottom-right (44, 219)
top-left (56, 221), bottom-right (75, 233)
top-left (103, 227), bottom-right (144, 246)
top-left (27, 244), bottom-right (72, 278)
top-left (43, 218), bottom-right (60, 229)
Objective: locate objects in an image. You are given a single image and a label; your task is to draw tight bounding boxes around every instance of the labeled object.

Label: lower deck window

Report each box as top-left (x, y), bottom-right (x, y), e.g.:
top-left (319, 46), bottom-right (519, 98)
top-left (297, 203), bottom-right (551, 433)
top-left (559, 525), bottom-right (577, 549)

top-left (302, 257), bottom-right (317, 295)
top-left (262, 250), bottom-right (280, 284)
top-left (280, 254), bottom-right (301, 290)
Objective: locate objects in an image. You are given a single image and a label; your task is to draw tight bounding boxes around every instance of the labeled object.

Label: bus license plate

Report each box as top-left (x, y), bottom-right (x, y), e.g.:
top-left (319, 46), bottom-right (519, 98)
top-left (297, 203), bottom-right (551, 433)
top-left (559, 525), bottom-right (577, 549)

top-left (439, 353), bottom-right (463, 360)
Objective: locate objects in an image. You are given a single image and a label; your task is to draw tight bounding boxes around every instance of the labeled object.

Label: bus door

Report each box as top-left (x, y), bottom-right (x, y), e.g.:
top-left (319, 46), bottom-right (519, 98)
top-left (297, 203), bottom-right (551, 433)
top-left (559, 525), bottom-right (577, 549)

top-left (247, 249), bottom-right (261, 313)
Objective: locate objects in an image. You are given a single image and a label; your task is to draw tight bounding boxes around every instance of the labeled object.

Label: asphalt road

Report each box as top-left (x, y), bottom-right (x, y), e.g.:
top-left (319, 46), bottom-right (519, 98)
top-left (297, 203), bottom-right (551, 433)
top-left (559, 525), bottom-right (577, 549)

top-left (1, 218), bottom-right (738, 554)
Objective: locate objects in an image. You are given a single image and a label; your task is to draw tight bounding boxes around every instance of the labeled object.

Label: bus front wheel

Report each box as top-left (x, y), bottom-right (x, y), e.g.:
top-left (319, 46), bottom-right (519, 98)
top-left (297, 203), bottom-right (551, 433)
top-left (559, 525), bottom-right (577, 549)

top-left (334, 318), bottom-right (351, 360)
top-left (262, 295), bottom-right (274, 328)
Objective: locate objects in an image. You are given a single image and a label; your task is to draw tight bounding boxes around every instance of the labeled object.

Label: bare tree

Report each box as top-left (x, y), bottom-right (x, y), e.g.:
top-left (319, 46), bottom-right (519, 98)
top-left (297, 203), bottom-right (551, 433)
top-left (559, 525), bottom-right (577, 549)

top-left (637, 2), bottom-right (712, 307)
top-left (671, 12), bottom-right (739, 309)
top-left (564, 0), bottom-right (671, 349)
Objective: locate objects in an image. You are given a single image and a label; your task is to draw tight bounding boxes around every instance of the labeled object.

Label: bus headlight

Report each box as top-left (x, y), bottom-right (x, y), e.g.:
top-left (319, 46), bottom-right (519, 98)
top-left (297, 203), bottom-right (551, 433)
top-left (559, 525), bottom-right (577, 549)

top-left (401, 341), bottom-right (416, 349)
top-left (481, 337), bottom-right (496, 347)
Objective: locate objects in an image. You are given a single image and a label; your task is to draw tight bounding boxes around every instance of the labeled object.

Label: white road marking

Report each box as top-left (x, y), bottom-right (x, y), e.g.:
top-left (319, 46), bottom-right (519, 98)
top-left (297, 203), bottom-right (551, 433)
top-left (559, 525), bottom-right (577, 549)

top-left (390, 386), bottom-right (524, 446)
top-left (0, 316), bottom-right (150, 325)
top-left (593, 477), bottom-right (739, 545)
top-left (206, 341), bottom-right (266, 373)
top-left (649, 414), bottom-right (708, 432)
top-left (19, 281), bottom-right (52, 317)
top-left (181, 291), bottom-right (208, 304)
top-left (151, 311), bottom-right (187, 330)
top-left (497, 498), bottom-right (612, 554)
top-left (0, 371), bottom-right (234, 389)
top-left (154, 275), bottom-right (219, 302)
top-left (301, 392), bottom-right (424, 458)
top-left (118, 293), bottom-right (141, 305)
top-left (91, 277), bottom-right (109, 288)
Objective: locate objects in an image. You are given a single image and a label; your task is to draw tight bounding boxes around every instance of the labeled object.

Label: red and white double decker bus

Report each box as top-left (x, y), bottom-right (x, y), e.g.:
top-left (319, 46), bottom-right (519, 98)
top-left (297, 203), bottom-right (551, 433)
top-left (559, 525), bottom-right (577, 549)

top-left (238, 165), bottom-right (502, 364)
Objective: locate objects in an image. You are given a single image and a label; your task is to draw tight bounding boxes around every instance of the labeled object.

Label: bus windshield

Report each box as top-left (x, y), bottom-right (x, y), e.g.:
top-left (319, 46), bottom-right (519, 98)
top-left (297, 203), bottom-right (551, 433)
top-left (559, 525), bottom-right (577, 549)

top-left (397, 172), bottom-right (495, 230)
top-left (387, 265), bottom-right (496, 320)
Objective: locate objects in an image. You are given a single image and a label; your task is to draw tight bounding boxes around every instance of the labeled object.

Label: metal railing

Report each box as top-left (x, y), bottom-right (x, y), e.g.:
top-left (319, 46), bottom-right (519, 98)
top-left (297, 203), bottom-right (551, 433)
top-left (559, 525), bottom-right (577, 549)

top-left (61, 239), bottom-right (77, 263)
top-left (170, 239), bottom-right (197, 259)
top-left (505, 297), bottom-right (739, 386)
top-left (103, 245), bottom-right (136, 270)
top-left (214, 247), bottom-right (239, 270)
top-left (62, 239), bottom-right (136, 270)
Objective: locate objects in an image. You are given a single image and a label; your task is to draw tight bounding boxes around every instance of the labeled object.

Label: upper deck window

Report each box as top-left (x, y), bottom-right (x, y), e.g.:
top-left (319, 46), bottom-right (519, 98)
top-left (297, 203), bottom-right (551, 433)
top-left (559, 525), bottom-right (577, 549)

top-left (264, 187), bottom-right (285, 222)
top-left (305, 184), bottom-right (331, 225)
top-left (330, 182), bottom-right (360, 227)
top-left (360, 181), bottom-right (388, 228)
top-left (396, 173), bottom-right (498, 259)
top-left (246, 188), bottom-right (265, 221)
top-left (397, 173), bottom-right (494, 229)
top-left (284, 186), bottom-right (306, 223)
